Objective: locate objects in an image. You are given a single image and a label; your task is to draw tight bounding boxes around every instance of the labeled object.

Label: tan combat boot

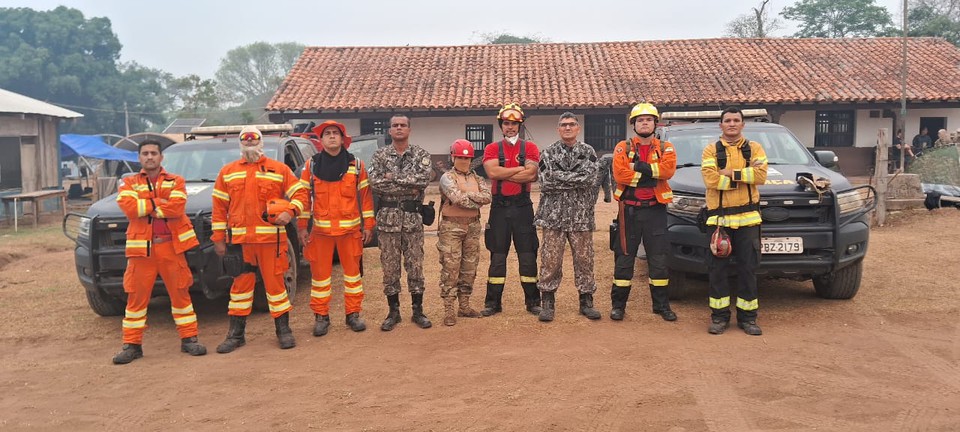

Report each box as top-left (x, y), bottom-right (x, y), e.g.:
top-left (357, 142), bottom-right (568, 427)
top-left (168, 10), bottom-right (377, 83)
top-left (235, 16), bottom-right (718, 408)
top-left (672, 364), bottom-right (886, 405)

top-left (443, 297), bottom-right (457, 326)
top-left (457, 293), bottom-right (482, 318)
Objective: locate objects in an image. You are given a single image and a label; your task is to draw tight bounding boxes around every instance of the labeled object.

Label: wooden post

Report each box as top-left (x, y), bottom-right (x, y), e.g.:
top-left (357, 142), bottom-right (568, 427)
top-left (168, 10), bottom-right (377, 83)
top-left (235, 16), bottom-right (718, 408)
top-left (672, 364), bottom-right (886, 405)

top-left (874, 128), bottom-right (888, 226)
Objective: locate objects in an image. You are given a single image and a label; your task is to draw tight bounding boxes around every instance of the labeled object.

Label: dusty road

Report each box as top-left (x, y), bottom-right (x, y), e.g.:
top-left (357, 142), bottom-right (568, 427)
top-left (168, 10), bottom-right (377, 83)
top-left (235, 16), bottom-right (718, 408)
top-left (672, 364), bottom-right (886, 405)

top-left (0, 196), bottom-right (959, 431)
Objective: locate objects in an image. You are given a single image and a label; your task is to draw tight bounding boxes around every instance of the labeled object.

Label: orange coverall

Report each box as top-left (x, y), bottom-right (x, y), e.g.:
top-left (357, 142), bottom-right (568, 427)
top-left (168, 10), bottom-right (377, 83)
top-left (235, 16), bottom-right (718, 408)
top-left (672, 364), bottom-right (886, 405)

top-left (297, 158), bottom-right (375, 316)
top-left (116, 168), bottom-right (200, 344)
top-left (212, 156), bottom-right (308, 318)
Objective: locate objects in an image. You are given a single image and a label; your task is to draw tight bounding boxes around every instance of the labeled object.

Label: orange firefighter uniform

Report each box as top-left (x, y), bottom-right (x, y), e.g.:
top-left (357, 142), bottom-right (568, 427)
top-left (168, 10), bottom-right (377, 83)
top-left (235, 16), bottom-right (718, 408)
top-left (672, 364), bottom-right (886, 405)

top-left (116, 168), bottom-right (200, 344)
top-left (298, 157), bottom-right (375, 317)
top-left (211, 156), bottom-right (308, 318)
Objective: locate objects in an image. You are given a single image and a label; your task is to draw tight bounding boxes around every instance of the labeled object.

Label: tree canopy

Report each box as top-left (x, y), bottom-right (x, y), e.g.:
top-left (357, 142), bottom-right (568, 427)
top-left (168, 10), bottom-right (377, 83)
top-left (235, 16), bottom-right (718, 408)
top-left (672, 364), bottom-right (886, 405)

top-left (214, 42), bottom-right (304, 105)
top-left (908, 0), bottom-right (960, 46)
top-left (725, 0), bottom-right (784, 37)
top-left (780, 0), bottom-right (896, 37)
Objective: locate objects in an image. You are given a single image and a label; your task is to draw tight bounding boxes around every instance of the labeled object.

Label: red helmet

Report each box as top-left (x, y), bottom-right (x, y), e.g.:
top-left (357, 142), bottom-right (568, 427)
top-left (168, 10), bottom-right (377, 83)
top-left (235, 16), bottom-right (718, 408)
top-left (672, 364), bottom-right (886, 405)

top-left (263, 198), bottom-right (291, 225)
top-left (451, 139), bottom-right (475, 158)
top-left (710, 226), bottom-right (733, 258)
top-left (311, 120), bottom-right (352, 149)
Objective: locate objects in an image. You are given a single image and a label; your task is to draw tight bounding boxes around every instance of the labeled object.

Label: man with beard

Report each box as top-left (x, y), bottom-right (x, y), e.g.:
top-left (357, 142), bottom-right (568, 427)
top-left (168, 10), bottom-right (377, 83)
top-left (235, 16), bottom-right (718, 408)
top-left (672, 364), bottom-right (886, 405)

top-left (368, 114), bottom-right (434, 331)
top-left (610, 103), bottom-right (677, 322)
top-left (298, 121), bottom-right (375, 335)
top-left (212, 126), bottom-right (309, 352)
top-left (112, 140), bottom-right (206, 364)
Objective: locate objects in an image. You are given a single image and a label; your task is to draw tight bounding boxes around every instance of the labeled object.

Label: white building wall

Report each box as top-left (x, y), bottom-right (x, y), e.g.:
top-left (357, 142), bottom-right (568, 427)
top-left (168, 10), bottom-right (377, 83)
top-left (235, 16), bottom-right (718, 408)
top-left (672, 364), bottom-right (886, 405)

top-left (779, 111), bottom-right (816, 148)
top-left (854, 110), bottom-right (893, 148)
top-left (903, 107), bottom-right (960, 138)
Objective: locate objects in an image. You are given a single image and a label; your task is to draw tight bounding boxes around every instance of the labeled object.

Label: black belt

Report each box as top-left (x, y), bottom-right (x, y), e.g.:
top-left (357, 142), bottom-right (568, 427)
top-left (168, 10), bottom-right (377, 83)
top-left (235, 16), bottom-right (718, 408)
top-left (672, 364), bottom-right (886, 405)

top-left (380, 200), bottom-right (421, 212)
top-left (623, 199), bottom-right (661, 207)
top-left (492, 193), bottom-right (531, 207)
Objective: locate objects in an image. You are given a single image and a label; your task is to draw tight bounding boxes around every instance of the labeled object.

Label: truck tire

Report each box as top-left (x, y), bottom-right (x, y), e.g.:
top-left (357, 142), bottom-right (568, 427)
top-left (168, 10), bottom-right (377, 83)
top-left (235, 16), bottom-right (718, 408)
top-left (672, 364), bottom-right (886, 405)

top-left (85, 288), bottom-right (125, 317)
top-left (253, 239), bottom-right (299, 312)
top-left (813, 259), bottom-right (863, 300)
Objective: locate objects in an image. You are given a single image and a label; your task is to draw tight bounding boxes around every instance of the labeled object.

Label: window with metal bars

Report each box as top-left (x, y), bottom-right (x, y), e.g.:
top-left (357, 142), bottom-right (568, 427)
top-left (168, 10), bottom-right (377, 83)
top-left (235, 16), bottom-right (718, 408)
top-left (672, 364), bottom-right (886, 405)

top-left (585, 115), bottom-right (625, 151)
top-left (814, 111), bottom-right (855, 147)
top-left (465, 124), bottom-right (493, 151)
top-left (361, 118), bottom-right (390, 135)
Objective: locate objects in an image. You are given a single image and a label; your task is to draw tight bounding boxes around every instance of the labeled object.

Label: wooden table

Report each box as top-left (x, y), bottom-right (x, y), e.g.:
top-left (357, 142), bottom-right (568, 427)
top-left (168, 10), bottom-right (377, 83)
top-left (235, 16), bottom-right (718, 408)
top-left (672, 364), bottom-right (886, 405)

top-left (1, 189), bottom-right (67, 231)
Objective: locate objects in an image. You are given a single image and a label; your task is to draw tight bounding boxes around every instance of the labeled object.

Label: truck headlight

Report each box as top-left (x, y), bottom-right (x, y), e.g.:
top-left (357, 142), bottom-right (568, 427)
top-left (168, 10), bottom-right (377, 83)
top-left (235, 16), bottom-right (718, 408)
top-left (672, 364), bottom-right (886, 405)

top-left (667, 193), bottom-right (707, 218)
top-left (78, 216), bottom-right (91, 239)
top-left (836, 189), bottom-right (866, 216)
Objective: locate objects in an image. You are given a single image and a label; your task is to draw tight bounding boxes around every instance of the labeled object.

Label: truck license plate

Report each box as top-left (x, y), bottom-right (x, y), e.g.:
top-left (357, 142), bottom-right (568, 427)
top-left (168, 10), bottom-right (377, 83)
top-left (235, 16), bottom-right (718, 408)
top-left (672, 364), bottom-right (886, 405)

top-left (761, 237), bottom-right (803, 254)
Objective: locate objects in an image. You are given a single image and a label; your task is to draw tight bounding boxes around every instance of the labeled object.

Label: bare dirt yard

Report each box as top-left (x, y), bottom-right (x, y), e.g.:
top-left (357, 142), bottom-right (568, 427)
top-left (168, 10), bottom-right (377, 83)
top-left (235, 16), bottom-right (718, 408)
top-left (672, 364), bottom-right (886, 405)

top-left (1, 193), bottom-right (959, 431)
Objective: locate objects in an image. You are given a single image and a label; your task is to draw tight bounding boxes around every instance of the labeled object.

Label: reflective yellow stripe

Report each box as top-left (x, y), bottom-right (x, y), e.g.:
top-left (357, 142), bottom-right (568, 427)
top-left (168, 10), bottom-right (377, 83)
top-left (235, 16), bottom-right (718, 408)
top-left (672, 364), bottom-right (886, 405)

top-left (154, 207), bottom-right (166, 219)
top-left (231, 291), bottom-right (254, 301)
top-left (125, 308), bottom-right (148, 319)
top-left (122, 319), bottom-right (146, 329)
top-left (742, 167), bottom-right (755, 184)
top-left (629, 172), bottom-right (641, 187)
top-left (137, 199), bottom-right (149, 217)
top-left (359, 179), bottom-right (369, 189)
top-left (710, 296), bottom-right (731, 309)
top-left (311, 289), bottom-right (331, 299)
top-left (269, 300), bottom-right (291, 313)
top-left (265, 291), bottom-right (289, 302)
top-left (290, 199), bottom-right (304, 212)
top-left (614, 187), bottom-right (623, 199)
top-left (344, 285), bottom-right (363, 294)
top-left (314, 219), bottom-right (332, 228)
top-left (346, 166), bottom-right (358, 175)
top-left (256, 171), bottom-right (284, 182)
top-left (132, 184), bottom-right (149, 192)
top-left (285, 182), bottom-right (304, 197)
top-left (312, 277), bottom-right (331, 287)
top-left (126, 240), bottom-right (148, 249)
top-left (299, 179), bottom-right (310, 188)
top-left (343, 273), bottom-right (361, 283)
top-left (362, 210), bottom-right (374, 218)
top-left (706, 211), bottom-right (762, 228)
top-left (299, 212), bottom-right (312, 219)
top-left (212, 222), bottom-right (227, 230)
top-left (340, 218), bottom-right (360, 228)
top-left (254, 226), bottom-right (286, 235)
top-left (171, 305), bottom-right (194, 314)
top-left (178, 230), bottom-right (197, 242)
top-left (228, 300), bottom-right (252, 309)
top-left (650, 163), bottom-right (660, 178)
top-left (613, 279), bottom-right (632, 287)
top-left (702, 158), bottom-right (717, 168)
top-left (737, 297), bottom-right (759, 311)
top-left (488, 277), bottom-right (505, 284)
top-left (718, 176), bottom-right (732, 190)
top-left (520, 275), bottom-right (538, 283)
top-left (169, 190), bottom-right (187, 199)
top-left (161, 180), bottom-right (175, 188)
top-left (173, 315), bottom-right (197, 325)
top-left (212, 189), bottom-right (230, 201)
top-left (660, 191), bottom-right (673, 200)
top-left (117, 190), bottom-right (138, 200)
top-left (224, 172), bottom-right (246, 182)
top-left (649, 278), bottom-right (669, 287)
top-left (230, 227), bottom-right (247, 235)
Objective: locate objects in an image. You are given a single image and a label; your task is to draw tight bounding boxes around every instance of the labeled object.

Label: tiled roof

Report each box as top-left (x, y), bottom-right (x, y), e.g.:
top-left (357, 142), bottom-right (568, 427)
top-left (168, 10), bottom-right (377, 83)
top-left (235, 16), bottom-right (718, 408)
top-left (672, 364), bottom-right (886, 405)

top-left (268, 38), bottom-right (960, 113)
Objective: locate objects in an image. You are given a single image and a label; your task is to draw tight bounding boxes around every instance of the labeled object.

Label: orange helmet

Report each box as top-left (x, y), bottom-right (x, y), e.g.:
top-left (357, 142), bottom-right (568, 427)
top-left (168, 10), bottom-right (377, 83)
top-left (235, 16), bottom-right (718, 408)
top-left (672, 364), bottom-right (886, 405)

top-left (710, 226), bottom-right (733, 258)
top-left (311, 120), bottom-right (352, 149)
top-left (497, 103), bottom-right (525, 123)
top-left (263, 198), bottom-right (291, 225)
top-left (451, 139), bottom-right (475, 158)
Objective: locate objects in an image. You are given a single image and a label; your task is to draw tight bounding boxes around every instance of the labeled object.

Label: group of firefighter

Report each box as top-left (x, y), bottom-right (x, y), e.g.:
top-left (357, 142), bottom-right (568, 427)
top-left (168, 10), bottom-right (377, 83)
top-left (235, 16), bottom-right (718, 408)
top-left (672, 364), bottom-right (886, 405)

top-left (111, 102), bottom-right (768, 365)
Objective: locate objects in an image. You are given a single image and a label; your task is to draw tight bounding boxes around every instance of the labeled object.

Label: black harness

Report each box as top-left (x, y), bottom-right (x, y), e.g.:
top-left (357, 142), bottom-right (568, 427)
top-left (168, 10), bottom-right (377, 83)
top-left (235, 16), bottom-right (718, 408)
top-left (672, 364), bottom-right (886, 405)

top-left (495, 139), bottom-right (527, 197)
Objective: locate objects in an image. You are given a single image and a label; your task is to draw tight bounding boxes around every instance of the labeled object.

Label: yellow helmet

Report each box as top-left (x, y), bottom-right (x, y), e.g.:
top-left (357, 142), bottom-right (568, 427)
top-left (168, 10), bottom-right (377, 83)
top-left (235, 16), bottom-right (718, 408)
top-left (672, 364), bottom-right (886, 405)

top-left (498, 103), bottom-right (525, 122)
top-left (629, 102), bottom-right (659, 123)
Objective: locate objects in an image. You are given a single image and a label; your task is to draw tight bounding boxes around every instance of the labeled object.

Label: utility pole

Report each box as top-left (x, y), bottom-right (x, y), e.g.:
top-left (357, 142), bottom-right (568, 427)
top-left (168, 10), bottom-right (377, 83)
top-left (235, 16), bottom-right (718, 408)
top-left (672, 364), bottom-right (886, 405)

top-left (124, 101), bottom-right (130, 137)
top-left (899, 0), bottom-right (908, 172)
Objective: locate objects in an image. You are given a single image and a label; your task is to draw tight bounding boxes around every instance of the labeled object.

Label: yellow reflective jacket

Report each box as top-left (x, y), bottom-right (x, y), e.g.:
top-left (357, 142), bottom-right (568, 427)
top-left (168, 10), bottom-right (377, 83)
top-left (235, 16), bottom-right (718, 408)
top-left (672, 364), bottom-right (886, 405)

top-left (701, 137), bottom-right (768, 228)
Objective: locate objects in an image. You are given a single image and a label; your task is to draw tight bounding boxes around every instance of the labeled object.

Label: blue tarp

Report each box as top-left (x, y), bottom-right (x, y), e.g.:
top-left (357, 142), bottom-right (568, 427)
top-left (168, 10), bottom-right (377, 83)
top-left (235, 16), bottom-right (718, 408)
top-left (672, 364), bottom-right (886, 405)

top-left (59, 134), bottom-right (138, 163)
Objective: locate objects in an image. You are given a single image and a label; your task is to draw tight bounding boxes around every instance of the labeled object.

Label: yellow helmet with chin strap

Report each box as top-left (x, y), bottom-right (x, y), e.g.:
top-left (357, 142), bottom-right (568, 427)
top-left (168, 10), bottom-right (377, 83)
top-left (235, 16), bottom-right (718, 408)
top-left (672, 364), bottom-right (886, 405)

top-left (629, 102), bottom-right (659, 124)
top-left (498, 103), bottom-right (525, 122)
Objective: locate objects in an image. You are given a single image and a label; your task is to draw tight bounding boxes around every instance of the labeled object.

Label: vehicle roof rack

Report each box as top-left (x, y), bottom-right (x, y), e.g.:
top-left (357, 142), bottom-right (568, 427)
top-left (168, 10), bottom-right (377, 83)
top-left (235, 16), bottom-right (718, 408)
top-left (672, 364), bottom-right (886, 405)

top-left (660, 109), bottom-right (770, 123)
top-left (189, 124), bottom-right (293, 136)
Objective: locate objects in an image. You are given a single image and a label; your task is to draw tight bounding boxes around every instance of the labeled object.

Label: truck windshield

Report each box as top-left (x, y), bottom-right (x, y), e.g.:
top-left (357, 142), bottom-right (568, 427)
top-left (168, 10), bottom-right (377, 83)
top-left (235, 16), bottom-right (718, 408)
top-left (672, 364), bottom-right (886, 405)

top-left (664, 128), bottom-right (814, 166)
top-left (162, 146), bottom-right (280, 181)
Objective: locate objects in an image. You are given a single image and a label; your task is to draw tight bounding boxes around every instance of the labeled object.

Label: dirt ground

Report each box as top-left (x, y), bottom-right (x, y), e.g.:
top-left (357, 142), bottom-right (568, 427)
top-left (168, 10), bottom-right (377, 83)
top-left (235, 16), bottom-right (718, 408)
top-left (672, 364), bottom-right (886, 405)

top-left (1, 192), bottom-right (959, 431)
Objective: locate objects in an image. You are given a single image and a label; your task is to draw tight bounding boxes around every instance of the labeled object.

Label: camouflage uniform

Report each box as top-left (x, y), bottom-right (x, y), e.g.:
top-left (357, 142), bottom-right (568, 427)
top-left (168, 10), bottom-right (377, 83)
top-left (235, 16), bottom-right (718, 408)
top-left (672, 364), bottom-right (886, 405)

top-left (437, 170), bottom-right (492, 300)
top-left (535, 140), bottom-right (600, 295)
top-left (368, 144), bottom-right (432, 296)
top-left (597, 153), bottom-right (614, 203)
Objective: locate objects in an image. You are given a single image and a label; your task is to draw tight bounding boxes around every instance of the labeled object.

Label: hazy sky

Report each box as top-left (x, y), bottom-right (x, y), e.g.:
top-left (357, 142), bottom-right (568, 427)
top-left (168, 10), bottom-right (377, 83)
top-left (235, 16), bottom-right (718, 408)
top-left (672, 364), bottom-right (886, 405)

top-left (1, 0), bottom-right (909, 79)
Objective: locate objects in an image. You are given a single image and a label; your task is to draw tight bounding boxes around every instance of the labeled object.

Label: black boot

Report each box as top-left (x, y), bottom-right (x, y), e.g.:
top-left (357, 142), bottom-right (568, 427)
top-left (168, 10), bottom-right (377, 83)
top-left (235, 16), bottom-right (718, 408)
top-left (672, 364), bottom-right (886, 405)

top-left (274, 312), bottom-right (296, 349)
top-left (381, 294), bottom-right (401, 331)
top-left (411, 293), bottom-right (432, 329)
top-left (216, 315), bottom-right (247, 354)
top-left (650, 285), bottom-right (677, 321)
top-left (538, 291), bottom-right (555, 322)
top-left (180, 336), bottom-right (207, 356)
top-left (523, 283), bottom-right (542, 315)
top-left (610, 286), bottom-right (631, 321)
top-left (346, 312), bottom-right (367, 332)
top-left (313, 314), bottom-right (330, 337)
top-left (481, 284), bottom-right (504, 317)
top-left (579, 293), bottom-right (601, 320)
top-left (112, 343), bottom-right (143, 365)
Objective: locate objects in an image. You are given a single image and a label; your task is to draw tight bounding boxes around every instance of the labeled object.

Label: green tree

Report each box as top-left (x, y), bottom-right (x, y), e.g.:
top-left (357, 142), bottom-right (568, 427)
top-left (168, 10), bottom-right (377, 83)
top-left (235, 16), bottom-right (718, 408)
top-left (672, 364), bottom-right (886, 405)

top-left (908, 1), bottom-right (960, 46)
top-left (214, 41), bottom-right (304, 104)
top-left (165, 74), bottom-right (219, 118)
top-left (479, 32), bottom-right (549, 44)
top-left (725, 0), bottom-right (784, 37)
top-left (781, 0), bottom-right (896, 37)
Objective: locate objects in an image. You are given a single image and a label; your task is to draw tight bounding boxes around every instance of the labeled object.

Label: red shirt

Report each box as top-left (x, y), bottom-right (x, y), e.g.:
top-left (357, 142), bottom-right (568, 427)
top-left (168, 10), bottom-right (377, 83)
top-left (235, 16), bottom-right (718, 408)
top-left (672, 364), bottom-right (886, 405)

top-left (483, 139), bottom-right (540, 196)
top-left (629, 144), bottom-right (656, 201)
top-left (147, 175), bottom-right (172, 237)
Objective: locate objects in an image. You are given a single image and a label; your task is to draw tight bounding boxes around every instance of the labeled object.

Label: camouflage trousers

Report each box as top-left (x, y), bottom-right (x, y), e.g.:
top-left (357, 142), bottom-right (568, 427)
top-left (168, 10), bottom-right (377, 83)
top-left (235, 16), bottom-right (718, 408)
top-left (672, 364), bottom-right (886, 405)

top-left (379, 228), bottom-right (425, 296)
top-left (537, 228), bottom-right (596, 294)
top-left (436, 216), bottom-right (482, 299)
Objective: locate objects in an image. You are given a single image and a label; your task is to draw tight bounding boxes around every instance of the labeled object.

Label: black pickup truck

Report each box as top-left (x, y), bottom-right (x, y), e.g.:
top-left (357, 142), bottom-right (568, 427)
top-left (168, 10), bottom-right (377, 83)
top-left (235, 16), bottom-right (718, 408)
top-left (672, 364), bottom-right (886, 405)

top-left (659, 118), bottom-right (876, 300)
top-left (63, 134), bottom-right (316, 316)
